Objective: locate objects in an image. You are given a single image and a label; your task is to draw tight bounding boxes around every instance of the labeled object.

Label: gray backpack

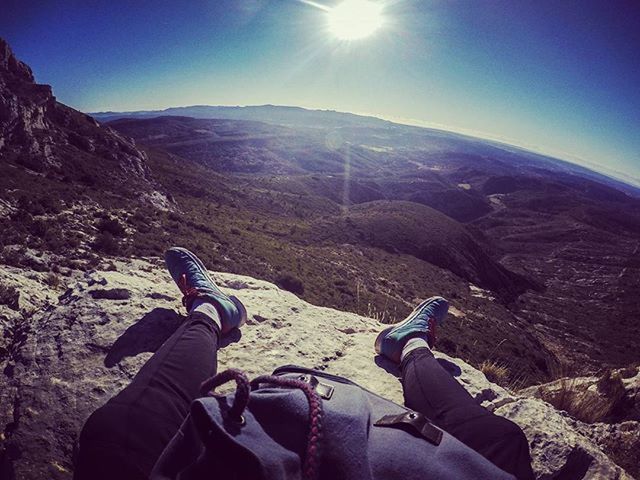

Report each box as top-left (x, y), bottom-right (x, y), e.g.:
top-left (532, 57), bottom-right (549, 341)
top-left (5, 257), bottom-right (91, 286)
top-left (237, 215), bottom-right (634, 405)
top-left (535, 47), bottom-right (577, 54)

top-left (151, 365), bottom-right (515, 480)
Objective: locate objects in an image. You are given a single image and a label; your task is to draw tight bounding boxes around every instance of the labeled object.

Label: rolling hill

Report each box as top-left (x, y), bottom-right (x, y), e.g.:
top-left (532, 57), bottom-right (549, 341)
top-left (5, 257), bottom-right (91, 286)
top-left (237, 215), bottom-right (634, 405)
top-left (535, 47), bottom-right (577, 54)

top-left (105, 113), bottom-right (640, 378)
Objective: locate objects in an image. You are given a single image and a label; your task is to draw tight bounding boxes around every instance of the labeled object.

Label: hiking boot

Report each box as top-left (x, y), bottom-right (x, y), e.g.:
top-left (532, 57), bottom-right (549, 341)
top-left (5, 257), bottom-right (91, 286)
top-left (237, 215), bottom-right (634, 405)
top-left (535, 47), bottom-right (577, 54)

top-left (374, 296), bottom-right (449, 363)
top-left (164, 247), bottom-right (247, 334)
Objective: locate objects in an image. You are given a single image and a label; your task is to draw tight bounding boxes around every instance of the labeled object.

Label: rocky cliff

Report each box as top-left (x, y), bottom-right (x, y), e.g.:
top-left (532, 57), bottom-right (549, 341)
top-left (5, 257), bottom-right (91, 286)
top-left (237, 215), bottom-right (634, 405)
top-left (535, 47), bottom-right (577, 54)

top-left (0, 256), bottom-right (636, 479)
top-left (0, 37), bottom-right (168, 206)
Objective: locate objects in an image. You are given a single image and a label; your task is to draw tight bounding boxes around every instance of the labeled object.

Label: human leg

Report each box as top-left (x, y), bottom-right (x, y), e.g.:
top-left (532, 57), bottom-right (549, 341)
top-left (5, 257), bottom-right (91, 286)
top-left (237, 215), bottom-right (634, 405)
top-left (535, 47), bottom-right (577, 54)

top-left (375, 296), bottom-right (534, 480)
top-left (400, 347), bottom-right (535, 480)
top-left (74, 311), bottom-right (220, 480)
top-left (75, 247), bottom-right (247, 480)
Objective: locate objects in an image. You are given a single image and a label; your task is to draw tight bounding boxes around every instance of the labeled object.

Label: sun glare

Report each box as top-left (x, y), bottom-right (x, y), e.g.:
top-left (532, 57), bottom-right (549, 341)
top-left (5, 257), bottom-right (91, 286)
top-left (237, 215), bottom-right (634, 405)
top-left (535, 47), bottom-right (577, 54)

top-left (328, 0), bottom-right (384, 41)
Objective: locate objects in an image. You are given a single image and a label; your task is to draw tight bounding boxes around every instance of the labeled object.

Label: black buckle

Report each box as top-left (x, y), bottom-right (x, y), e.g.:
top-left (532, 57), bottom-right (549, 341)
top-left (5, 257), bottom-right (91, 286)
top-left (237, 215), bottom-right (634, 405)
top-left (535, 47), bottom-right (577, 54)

top-left (375, 411), bottom-right (443, 445)
top-left (297, 374), bottom-right (334, 400)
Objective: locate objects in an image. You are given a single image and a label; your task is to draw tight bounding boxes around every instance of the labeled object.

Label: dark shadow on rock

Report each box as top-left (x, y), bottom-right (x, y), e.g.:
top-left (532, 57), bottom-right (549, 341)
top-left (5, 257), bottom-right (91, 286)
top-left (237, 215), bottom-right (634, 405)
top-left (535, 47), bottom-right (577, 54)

top-left (90, 288), bottom-right (131, 300)
top-left (105, 309), bottom-right (243, 368)
top-left (539, 447), bottom-right (593, 480)
top-left (374, 354), bottom-right (400, 378)
top-left (0, 447), bottom-right (16, 480)
top-left (105, 308), bottom-right (184, 367)
top-left (436, 358), bottom-right (462, 377)
top-left (375, 354), bottom-right (462, 380)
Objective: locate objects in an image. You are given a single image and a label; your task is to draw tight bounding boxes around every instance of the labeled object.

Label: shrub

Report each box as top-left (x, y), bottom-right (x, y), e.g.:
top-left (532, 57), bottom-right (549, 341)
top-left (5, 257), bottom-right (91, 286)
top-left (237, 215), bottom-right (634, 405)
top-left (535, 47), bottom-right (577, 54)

top-left (16, 155), bottom-right (45, 173)
top-left (31, 219), bottom-right (51, 238)
top-left (0, 282), bottom-right (20, 310)
top-left (17, 195), bottom-right (62, 215)
top-left (93, 232), bottom-right (119, 254)
top-left (540, 372), bottom-right (627, 423)
top-left (39, 196), bottom-right (63, 214)
top-left (97, 218), bottom-right (126, 237)
top-left (167, 211), bottom-right (181, 222)
top-left (43, 229), bottom-right (67, 253)
top-left (45, 272), bottom-right (62, 289)
top-left (17, 196), bottom-right (44, 216)
top-left (64, 233), bottom-right (82, 249)
top-left (276, 274), bottom-right (305, 295)
top-left (79, 173), bottom-right (97, 186)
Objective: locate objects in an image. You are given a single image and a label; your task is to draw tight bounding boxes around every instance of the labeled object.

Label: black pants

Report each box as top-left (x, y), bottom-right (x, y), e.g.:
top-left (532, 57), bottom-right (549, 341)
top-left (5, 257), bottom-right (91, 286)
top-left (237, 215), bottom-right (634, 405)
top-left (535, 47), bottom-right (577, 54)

top-left (401, 348), bottom-right (535, 480)
top-left (74, 312), bottom-right (219, 479)
top-left (75, 313), bottom-right (534, 480)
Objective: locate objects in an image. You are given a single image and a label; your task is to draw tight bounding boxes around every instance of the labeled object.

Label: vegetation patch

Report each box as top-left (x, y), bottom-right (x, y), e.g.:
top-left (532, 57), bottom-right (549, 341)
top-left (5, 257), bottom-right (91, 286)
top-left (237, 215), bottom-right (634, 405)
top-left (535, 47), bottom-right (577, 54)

top-left (0, 282), bottom-right (20, 310)
top-left (276, 274), bottom-right (305, 295)
top-left (93, 232), bottom-right (119, 255)
top-left (538, 372), bottom-right (628, 423)
top-left (480, 360), bottom-right (510, 385)
top-left (96, 217), bottom-right (126, 237)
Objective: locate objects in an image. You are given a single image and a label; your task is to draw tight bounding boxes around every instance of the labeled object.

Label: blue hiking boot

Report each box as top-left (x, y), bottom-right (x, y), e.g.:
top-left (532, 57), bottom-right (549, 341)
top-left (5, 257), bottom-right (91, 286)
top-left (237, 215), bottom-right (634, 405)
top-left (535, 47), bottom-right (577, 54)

top-left (374, 296), bottom-right (449, 363)
top-left (164, 247), bottom-right (247, 334)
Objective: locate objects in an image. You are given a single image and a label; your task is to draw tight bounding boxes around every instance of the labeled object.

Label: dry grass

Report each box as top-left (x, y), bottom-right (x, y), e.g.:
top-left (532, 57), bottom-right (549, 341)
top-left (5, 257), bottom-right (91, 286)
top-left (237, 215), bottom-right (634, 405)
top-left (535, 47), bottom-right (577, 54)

top-left (365, 302), bottom-right (388, 322)
top-left (44, 272), bottom-right (62, 289)
top-left (541, 371), bottom-right (627, 423)
top-left (480, 360), bottom-right (510, 384)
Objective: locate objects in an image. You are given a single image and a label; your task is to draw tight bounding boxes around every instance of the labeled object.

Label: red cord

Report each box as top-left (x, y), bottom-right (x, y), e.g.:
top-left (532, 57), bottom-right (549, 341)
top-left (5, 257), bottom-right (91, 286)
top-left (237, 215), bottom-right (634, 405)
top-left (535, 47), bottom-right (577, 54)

top-left (200, 369), bottom-right (251, 422)
top-left (251, 375), bottom-right (324, 480)
top-left (178, 273), bottom-right (200, 308)
top-left (428, 316), bottom-right (437, 348)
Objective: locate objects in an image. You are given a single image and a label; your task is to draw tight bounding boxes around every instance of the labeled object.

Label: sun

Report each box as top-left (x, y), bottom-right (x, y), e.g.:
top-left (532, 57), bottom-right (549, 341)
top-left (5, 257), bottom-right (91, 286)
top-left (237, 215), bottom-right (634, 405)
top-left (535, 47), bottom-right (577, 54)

top-left (328, 0), bottom-right (384, 41)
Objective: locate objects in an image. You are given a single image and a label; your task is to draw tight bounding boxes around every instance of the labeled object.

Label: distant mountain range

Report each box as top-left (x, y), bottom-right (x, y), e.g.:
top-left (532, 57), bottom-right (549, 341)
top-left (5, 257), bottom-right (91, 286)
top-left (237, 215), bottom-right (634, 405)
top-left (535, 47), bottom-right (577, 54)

top-left (92, 104), bottom-right (392, 129)
top-left (91, 105), bottom-right (640, 197)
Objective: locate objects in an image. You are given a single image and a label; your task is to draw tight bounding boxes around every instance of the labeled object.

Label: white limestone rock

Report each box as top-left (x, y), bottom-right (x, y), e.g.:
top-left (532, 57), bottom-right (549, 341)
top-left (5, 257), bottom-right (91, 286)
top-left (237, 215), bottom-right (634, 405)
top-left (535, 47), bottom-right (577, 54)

top-left (0, 258), bottom-right (635, 479)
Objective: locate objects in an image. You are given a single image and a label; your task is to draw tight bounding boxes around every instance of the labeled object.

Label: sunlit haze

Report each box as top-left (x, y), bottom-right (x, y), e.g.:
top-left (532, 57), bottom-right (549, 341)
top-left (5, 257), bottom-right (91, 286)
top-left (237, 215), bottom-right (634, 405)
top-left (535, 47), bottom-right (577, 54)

top-left (2, 0), bottom-right (639, 184)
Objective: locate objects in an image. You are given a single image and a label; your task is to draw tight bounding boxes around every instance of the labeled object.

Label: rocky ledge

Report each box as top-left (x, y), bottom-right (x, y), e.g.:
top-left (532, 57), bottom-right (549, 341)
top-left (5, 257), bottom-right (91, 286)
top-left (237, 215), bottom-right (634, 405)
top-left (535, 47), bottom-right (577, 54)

top-left (0, 258), bottom-right (637, 479)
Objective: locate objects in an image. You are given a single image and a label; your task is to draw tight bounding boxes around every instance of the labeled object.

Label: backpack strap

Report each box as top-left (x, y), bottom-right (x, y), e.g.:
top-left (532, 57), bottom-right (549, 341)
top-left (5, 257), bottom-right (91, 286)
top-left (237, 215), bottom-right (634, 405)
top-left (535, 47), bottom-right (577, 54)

top-left (375, 411), bottom-right (443, 446)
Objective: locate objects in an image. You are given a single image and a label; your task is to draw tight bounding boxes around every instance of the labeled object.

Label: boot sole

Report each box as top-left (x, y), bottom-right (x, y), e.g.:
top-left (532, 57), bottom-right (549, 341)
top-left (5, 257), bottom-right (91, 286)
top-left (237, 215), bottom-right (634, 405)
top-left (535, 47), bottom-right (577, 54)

top-left (229, 295), bottom-right (248, 330)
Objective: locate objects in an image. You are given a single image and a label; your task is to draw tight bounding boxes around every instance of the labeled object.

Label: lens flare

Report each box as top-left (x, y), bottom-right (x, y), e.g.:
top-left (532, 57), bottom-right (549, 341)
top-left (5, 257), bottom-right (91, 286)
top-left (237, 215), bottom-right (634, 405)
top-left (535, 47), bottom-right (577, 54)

top-left (328, 0), bottom-right (384, 40)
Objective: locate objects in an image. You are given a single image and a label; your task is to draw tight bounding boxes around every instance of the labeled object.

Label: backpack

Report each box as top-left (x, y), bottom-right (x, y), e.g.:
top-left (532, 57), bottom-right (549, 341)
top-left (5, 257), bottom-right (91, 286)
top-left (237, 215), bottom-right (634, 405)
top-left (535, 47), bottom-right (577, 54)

top-left (151, 365), bottom-right (515, 480)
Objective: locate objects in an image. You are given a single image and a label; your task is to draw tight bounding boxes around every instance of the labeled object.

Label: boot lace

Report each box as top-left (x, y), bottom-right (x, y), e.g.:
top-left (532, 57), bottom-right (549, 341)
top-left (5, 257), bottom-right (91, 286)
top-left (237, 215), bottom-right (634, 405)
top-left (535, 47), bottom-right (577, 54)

top-left (178, 273), bottom-right (200, 308)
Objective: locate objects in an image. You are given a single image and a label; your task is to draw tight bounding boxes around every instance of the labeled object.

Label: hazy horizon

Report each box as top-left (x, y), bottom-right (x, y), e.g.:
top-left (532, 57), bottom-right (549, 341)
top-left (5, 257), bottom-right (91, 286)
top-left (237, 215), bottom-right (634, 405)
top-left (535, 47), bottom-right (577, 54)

top-left (89, 101), bottom-right (640, 189)
top-left (3, 0), bottom-right (639, 183)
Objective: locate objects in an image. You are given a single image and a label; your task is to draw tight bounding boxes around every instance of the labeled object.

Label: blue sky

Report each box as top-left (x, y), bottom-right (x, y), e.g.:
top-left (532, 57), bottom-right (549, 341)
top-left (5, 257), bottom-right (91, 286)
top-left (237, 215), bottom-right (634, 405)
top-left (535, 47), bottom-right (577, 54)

top-left (2, 0), bottom-right (639, 183)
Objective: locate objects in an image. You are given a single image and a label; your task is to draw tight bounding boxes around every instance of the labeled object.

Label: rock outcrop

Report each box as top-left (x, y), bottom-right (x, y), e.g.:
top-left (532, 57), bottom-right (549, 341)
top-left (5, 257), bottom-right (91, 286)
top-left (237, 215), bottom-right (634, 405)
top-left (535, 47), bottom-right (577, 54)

top-left (0, 258), bottom-right (635, 479)
top-left (522, 368), bottom-right (640, 424)
top-left (522, 368), bottom-right (640, 477)
top-left (0, 37), bottom-right (169, 207)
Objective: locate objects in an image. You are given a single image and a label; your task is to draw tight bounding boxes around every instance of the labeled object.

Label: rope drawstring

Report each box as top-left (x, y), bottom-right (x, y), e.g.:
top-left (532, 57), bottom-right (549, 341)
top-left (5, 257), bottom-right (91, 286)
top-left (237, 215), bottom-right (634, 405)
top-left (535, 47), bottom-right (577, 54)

top-left (251, 375), bottom-right (324, 480)
top-left (200, 369), bottom-right (250, 423)
top-left (201, 369), bottom-right (324, 480)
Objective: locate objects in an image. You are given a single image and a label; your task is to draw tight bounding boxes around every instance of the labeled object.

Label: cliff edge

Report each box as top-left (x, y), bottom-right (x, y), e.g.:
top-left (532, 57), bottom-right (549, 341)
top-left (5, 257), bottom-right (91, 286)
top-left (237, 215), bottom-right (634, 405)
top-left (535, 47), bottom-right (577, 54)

top-left (0, 256), bottom-right (636, 479)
